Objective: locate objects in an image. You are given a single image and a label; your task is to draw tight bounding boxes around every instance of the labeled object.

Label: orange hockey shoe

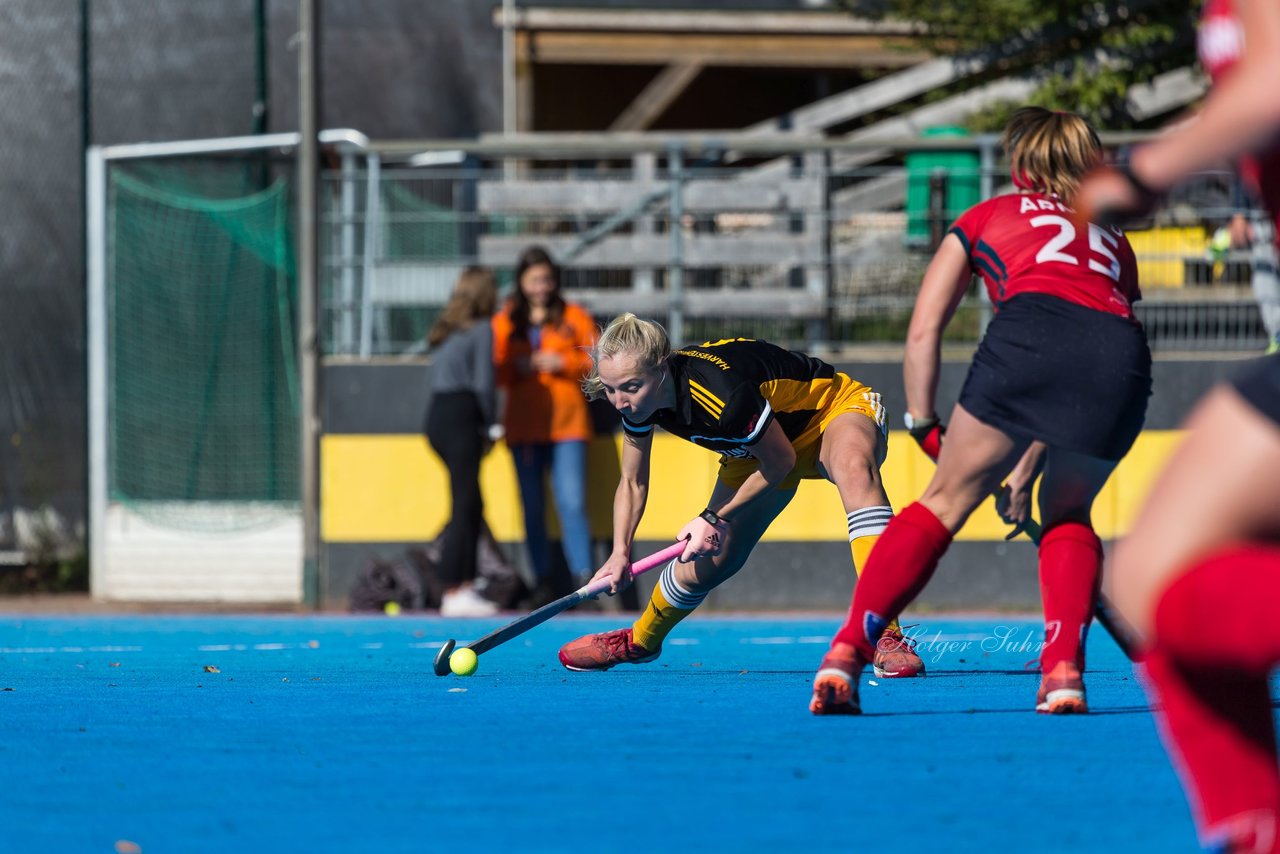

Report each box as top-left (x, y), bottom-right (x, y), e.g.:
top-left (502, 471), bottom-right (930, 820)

top-left (810, 642), bottom-right (863, 716)
top-left (558, 627), bottom-right (660, 672)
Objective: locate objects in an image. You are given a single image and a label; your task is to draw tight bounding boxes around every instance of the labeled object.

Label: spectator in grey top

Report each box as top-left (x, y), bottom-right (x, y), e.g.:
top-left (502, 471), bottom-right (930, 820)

top-left (425, 267), bottom-right (501, 617)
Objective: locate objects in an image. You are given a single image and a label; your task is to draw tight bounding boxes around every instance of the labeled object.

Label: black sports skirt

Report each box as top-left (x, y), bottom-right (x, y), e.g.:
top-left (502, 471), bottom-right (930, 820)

top-left (1231, 352), bottom-right (1280, 426)
top-left (958, 294), bottom-right (1152, 461)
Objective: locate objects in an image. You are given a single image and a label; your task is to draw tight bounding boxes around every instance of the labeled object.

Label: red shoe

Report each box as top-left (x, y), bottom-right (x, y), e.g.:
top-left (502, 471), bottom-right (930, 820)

top-left (810, 642), bottom-right (863, 715)
top-left (558, 627), bottom-right (660, 672)
top-left (1036, 660), bottom-right (1088, 714)
top-left (873, 626), bottom-right (926, 678)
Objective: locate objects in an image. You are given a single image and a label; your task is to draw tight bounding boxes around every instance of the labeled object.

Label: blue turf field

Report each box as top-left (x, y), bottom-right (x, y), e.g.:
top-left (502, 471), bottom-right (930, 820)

top-left (0, 613), bottom-right (1202, 853)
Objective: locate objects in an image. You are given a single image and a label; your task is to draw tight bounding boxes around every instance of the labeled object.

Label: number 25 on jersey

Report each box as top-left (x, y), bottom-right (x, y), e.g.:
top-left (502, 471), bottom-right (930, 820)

top-left (1030, 215), bottom-right (1121, 282)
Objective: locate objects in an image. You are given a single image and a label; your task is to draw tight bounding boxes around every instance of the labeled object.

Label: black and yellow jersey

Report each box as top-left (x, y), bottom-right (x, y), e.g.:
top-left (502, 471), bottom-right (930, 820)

top-left (620, 338), bottom-right (844, 459)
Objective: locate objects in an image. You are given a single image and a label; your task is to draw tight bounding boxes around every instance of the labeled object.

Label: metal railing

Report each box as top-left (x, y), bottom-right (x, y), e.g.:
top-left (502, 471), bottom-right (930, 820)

top-left (318, 133), bottom-right (1275, 356)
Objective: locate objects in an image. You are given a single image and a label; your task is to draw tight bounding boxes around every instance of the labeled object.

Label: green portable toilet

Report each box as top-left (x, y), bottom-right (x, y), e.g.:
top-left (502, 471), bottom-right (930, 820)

top-left (905, 126), bottom-right (981, 246)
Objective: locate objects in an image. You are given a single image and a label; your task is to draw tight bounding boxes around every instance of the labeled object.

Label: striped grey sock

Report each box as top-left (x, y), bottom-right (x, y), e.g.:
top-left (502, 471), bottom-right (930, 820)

top-left (847, 506), bottom-right (893, 541)
top-left (659, 561), bottom-right (708, 610)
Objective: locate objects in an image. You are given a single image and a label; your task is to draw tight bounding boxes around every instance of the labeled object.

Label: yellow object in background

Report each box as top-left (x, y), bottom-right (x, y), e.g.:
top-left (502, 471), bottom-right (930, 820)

top-left (1125, 226), bottom-right (1207, 288)
top-left (321, 430), bottom-right (1186, 545)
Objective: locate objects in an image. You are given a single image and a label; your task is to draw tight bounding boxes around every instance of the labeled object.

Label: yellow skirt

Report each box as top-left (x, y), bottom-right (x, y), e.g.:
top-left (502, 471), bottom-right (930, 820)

top-left (717, 372), bottom-right (887, 491)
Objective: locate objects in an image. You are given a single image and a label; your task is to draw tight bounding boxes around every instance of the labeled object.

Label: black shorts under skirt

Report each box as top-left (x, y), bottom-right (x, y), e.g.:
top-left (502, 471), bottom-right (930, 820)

top-left (958, 294), bottom-right (1152, 461)
top-left (1230, 352), bottom-right (1280, 426)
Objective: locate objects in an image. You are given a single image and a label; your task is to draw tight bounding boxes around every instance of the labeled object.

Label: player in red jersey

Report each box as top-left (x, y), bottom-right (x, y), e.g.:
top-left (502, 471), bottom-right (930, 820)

top-left (1076, 0), bottom-right (1280, 850)
top-left (810, 106), bottom-right (1153, 715)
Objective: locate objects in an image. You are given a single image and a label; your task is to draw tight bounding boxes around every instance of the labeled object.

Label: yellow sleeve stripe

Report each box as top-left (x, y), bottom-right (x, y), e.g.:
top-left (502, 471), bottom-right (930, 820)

top-left (689, 386), bottom-right (724, 418)
top-left (688, 379), bottom-right (726, 410)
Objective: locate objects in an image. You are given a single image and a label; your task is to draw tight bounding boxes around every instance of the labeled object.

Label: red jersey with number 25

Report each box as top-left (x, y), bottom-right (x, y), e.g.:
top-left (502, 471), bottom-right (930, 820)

top-left (948, 192), bottom-right (1141, 319)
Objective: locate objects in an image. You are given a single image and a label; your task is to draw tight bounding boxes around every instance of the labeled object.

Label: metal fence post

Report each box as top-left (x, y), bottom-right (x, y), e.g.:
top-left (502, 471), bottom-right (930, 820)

top-left (633, 152), bottom-right (657, 294)
top-left (297, 0), bottom-right (321, 607)
top-left (338, 152), bottom-right (357, 353)
top-left (977, 133), bottom-right (997, 335)
top-left (359, 152), bottom-right (381, 358)
top-left (804, 149), bottom-right (831, 348)
top-left (927, 169), bottom-right (948, 248)
top-left (978, 133), bottom-right (997, 202)
top-left (668, 143), bottom-right (685, 346)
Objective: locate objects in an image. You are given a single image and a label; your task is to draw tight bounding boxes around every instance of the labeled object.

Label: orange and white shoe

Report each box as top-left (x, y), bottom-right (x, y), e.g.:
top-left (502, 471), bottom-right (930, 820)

top-left (873, 626), bottom-right (926, 678)
top-left (558, 627), bottom-right (660, 672)
top-left (1036, 660), bottom-right (1088, 714)
top-left (810, 642), bottom-right (863, 715)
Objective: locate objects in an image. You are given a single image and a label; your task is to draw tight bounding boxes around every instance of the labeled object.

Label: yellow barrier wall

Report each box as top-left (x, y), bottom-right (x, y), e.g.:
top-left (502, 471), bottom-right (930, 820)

top-left (1125, 226), bottom-right (1207, 288)
top-left (322, 431), bottom-right (1185, 544)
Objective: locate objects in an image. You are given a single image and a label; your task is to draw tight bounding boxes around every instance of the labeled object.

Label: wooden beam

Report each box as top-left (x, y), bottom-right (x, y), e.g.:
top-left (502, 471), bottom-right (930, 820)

top-left (515, 32), bottom-right (534, 132)
top-left (609, 62), bottom-right (703, 132)
top-left (477, 177), bottom-right (822, 214)
top-left (746, 54), bottom-right (993, 135)
top-left (478, 233), bottom-right (826, 268)
top-left (494, 8), bottom-right (921, 37)
top-left (522, 31), bottom-right (930, 68)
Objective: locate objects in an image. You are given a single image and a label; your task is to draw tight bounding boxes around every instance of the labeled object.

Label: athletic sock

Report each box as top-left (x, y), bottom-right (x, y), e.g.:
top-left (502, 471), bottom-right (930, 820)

top-left (847, 506), bottom-right (902, 636)
top-left (1156, 544), bottom-right (1280, 670)
top-left (1037, 521), bottom-right (1102, 671)
top-left (1145, 546), bottom-right (1280, 850)
top-left (832, 501), bottom-right (952, 661)
top-left (630, 561), bottom-right (707, 652)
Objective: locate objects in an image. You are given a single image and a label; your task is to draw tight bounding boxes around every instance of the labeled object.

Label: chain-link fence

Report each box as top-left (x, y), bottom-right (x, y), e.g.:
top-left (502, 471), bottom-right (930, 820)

top-left (322, 135), bottom-right (1276, 357)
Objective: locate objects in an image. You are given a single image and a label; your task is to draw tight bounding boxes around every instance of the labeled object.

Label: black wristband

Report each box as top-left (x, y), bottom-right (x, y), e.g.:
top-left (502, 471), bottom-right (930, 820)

top-left (907, 416), bottom-right (940, 444)
top-left (700, 508), bottom-right (730, 527)
top-left (1119, 162), bottom-right (1160, 205)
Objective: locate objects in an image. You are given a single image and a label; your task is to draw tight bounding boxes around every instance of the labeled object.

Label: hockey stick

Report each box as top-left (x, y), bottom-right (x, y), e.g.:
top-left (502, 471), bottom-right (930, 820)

top-left (432, 541), bottom-right (687, 676)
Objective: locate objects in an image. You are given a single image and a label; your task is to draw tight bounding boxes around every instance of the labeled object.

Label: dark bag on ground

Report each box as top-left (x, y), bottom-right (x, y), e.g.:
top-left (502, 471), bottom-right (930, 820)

top-left (427, 522), bottom-right (527, 606)
top-left (416, 521), bottom-right (528, 610)
top-left (473, 524), bottom-right (529, 609)
top-left (349, 553), bottom-right (430, 612)
top-left (349, 521), bottom-right (527, 612)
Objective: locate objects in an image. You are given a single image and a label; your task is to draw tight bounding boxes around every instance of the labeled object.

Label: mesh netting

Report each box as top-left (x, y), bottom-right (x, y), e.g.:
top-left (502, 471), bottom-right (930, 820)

top-left (383, 181), bottom-right (460, 260)
top-left (107, 162), bottom-right (299, 531)
top-left (375, 182), bottom-right (462, 346)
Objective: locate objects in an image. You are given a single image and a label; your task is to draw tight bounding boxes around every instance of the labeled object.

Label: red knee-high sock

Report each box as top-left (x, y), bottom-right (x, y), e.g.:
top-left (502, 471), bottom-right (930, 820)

top-left (832, 502), bottom-right (952, 661)
top-left (1157, 544), bottom-right (1280, 671)
top-left (1037, 521), bottom-right (1102, 671)
top-left (1146, 545), bottom-right (1280, 852)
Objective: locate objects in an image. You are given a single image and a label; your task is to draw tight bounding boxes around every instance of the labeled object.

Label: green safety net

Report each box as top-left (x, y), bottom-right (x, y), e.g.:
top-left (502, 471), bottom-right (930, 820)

top-left (107, 162), bottom-right (299, 531)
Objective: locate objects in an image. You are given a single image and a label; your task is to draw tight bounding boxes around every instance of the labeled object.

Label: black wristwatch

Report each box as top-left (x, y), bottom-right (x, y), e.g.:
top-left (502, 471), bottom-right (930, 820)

top-left (700, 508), bottom-right (731, 528)
top-left (903, 412), bottom-right (940, 444)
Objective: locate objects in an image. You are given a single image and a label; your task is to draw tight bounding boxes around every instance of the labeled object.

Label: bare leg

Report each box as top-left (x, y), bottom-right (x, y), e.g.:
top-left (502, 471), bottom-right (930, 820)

top-left (1117, 386), bottom-right (1280, 849)
top-left (671, 480), bottom-right (795, 591)
top-left (817, 411), bottom-right (890, 511)
top-left (1113, 386), bottom-right (1280, 638)
top-left (920, 403), bottom-right (1029, 532)
top-left (1037, 447), bottom-right (1118, 528)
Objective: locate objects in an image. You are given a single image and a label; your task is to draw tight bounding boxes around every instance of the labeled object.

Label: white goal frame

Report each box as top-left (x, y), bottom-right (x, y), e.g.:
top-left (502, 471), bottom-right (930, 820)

top-left (85, 130), bottom-right (373, 602)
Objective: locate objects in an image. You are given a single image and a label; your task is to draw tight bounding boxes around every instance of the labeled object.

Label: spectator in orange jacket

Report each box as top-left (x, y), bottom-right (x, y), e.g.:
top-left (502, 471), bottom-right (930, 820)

top-left (493, 246), bottom-right (597, 595)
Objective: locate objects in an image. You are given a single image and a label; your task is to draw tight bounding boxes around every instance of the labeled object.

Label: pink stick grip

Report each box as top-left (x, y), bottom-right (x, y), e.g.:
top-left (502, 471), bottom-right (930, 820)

top-left (582, 541), bottom-right (685, 597)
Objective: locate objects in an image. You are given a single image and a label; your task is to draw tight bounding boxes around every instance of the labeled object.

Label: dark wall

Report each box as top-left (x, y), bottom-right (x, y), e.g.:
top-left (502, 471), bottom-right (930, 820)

top-left (0, 0), bottom-right (503, 549)
top-left (0, 2), bottom-right (88, 529)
